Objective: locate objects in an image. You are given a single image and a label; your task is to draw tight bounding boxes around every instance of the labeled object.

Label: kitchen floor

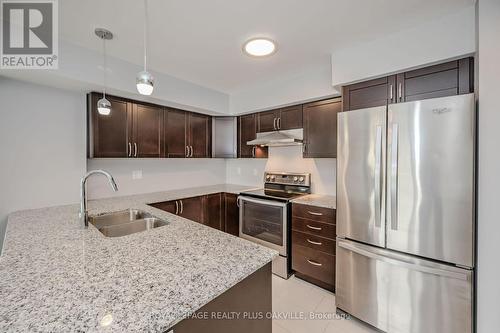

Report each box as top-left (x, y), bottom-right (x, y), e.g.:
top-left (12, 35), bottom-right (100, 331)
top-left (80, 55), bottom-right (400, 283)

top-left (272, 275), bottom-right (377, 333)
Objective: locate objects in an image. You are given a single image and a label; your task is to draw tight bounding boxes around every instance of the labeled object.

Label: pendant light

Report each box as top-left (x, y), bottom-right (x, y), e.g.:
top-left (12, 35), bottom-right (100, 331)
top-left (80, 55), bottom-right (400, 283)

top-left (95, 28), bottom-right (113, 115)
top-left (136, 0), bottom-right (154, 95)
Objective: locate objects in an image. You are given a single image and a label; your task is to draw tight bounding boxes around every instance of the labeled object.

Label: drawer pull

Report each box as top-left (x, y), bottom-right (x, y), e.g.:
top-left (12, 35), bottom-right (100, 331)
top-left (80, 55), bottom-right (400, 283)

top-left (306, 224), bottom-right (322, 231)
top-left (307, 259), bottom-right (323, 267)
top-left (308, 211), bottom-right (323, 216)
top-left (307, 239), bottom-right (322, 246)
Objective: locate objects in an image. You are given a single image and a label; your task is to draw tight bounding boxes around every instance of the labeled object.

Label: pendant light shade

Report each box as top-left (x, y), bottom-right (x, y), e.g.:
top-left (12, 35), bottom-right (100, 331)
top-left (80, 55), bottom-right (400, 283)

top-left (136, 70), bottom-right (154, 96)
top-left (97, 97), bottom-right (111, 115)
top-left (95, 28), bottom-right (113, 115)
top-left (137, 0), bottom-right (154, 95)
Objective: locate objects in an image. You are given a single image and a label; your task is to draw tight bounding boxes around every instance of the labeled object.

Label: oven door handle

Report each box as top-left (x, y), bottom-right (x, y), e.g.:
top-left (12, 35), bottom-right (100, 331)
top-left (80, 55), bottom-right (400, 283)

top-left (237, 195), bottom-right (288, 208)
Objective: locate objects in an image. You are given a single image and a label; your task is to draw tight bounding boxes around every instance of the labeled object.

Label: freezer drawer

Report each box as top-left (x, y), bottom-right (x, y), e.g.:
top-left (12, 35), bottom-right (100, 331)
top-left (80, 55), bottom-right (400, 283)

top-left (336, 239), bottom-right (473, 333)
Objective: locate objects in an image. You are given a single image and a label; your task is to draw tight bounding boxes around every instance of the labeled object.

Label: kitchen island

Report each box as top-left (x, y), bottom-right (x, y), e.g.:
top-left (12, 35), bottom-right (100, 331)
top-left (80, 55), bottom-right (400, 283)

top-left (0, 184), bottom-right (277, 332)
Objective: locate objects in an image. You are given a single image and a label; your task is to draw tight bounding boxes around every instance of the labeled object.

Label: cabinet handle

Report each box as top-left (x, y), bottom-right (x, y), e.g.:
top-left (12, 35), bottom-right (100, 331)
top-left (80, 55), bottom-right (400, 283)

top-left (128, 143), bottom-right (132, 157)
top-left (398, 83), bottom-right (402, 101)
top-left (175, 201), bottom-right (179, 215)
top-left (190, 146), bottom-right (194, 157)
top-left (134, 143), bottom-right (138, 157)
top-left (306, 224), bottom-right (322, 231)
top-left (273, 118), bottom-right (277, 130)
top-left (307, 239), bottom-right (322, 246)
top-left (302, 143), bottom-right (306, 154)
top-left (277, 117), bottom-right (281, 130)
top-left (389, 84), bottom-right (393, 101)
top-left (307, 259), bottom-right (323, 267)
top-left (252, 146), bottom-right (256, 158)
top-left (307, 211), bottom-right (323, 216)
top-left (185, 146), bottom-right (189, 157)
top-left (179, 200), bottom-right (184, 214)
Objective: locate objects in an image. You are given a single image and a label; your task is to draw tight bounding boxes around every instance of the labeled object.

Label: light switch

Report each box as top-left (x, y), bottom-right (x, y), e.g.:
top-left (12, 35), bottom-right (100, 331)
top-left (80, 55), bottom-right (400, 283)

top-left (132, 170), bottom-right (143, 180)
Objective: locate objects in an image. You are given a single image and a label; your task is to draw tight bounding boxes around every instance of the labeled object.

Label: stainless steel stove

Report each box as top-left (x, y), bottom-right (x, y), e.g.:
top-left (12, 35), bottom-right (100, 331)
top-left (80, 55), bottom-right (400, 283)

top-left (238, 172), bottom-right (311, 278)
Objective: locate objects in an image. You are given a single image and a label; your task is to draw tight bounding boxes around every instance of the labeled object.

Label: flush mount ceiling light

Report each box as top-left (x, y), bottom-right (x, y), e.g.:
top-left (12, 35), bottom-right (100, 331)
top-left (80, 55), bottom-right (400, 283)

top-left (243, 38), bottom-right (276, 57)
top-left (136, 0), bottom-right (154, 95)
top-left (95, 28), bottom-right (113, 116)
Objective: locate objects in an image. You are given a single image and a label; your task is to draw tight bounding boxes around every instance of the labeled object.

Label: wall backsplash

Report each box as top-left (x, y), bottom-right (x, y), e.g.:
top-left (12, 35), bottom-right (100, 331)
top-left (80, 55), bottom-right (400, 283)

top-left (87, 158), bottom-right (227, 199)
top-left (226, 145), bottom-right (336, 195)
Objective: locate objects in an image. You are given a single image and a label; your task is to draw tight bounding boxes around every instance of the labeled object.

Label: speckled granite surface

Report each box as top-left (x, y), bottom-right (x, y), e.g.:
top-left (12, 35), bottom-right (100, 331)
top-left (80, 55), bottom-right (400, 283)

top-left (0, 184), bottom-right (276, 333)
top-left (291, 194), bottom-right (337, 209)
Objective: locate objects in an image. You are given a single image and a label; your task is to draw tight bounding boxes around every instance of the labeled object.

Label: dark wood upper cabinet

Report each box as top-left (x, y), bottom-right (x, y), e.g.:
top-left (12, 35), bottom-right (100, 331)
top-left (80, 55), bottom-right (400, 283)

top-left (238, 113), bottom-right (268, 158)
top-left (204, 193), bottom-right (223, 230)
top-left (133, 103), bottom-right (162, 158)
top-left (223, 193), bottom-right (239, 236)
top-left (257, 105), bottom-right (303, 132)
top-left (279, 105), bottom-right (303, 130)
top-left (303, 98), bottom-right (341, 158)
top-left (342, 57), bottom-right (474, 112)
top-left (89, 93), bottom-right (132, 158)
top-left (164, 108), bottom-right (188, 158)
top-left (188, 113), bottom-right (211, 158)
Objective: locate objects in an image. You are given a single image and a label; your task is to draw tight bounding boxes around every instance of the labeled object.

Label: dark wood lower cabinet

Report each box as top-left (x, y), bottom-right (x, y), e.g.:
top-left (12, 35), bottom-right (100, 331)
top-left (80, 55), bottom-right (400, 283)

top-left (150, 192), bottom-right (240, 235)
top-left (291, 203), bottom-right (336, 291)
top-left (173, 263), bottom-right (272, 333)
top-left (223, 193), bottom-right (239, 236)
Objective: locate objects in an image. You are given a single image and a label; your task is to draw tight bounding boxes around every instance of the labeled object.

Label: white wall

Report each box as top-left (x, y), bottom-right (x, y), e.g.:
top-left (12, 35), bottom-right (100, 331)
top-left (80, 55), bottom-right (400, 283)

top-left (86, 158), bottom-right (227, 199)
top-left (226, 146), bottom-right (336, 195)
top-left (230, 62), bottom-right (339, 114)
top-left (0, 77), bottom-right (86, 252)
top-left (331, 5), bottom-right (476, 87)
top-left (477, 0), bottom-right (500, 332)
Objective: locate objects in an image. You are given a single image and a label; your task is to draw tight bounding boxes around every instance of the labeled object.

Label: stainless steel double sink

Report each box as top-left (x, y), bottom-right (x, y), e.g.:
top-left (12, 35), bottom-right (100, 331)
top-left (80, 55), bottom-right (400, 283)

top-left (89, 209), bottom-right (168, 237)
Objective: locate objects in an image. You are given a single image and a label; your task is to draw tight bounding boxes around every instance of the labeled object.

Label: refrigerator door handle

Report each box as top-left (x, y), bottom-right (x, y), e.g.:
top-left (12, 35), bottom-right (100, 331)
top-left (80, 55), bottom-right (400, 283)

top-left (374, 125), bottom-right (383, 227)
top-left (390, 123), bottom-right (399, 230)
top-left (338, 240), bottom-right (469, 281)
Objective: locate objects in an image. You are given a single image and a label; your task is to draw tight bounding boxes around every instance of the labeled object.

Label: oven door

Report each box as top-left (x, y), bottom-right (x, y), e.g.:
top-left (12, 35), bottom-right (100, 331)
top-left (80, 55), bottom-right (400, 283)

top-left (238, 196), bottom-right (287, 256)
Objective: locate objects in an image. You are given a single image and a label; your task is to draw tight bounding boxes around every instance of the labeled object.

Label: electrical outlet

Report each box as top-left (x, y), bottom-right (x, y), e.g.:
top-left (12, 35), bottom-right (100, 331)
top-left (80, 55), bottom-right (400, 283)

top-left (132, 170), bottom-right (143, 180)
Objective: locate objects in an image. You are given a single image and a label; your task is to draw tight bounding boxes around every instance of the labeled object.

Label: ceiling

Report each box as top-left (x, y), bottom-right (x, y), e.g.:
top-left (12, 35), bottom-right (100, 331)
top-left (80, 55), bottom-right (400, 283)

top-left (60, 0), bottom-right (474, 94)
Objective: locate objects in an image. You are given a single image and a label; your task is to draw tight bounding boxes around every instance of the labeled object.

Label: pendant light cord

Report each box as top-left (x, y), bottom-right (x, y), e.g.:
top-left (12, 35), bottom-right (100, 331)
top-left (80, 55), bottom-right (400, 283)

top-left (102, 37), bottom-right (107, 98)
top-left (143, 0), bottom-right (148, 72)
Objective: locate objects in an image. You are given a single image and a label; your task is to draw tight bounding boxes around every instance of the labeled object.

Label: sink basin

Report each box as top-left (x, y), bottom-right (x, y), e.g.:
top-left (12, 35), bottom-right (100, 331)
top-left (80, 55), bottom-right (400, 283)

top-left (89, 209), bottom-right (168, 237)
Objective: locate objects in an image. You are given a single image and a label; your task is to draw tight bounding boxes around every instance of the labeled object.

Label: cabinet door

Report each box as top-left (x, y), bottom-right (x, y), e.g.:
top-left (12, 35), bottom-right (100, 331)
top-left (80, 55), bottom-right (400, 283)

top-left (179, 196), bottom-right (204, 223)
top-left (204, 193), bottom-right (223, 230)
top-left (342, 76), bottom-right (395, 112)
top-left (150, 200), bottom-right (178, 214)
top-left (165, 108), bottom-right (187, 158)
top-left (279, 105), bottom-right (303, 130)
top-left (258, 110), bottom-right (279, 132)
top-left (396, 58), bottom-right (474, 103)
top-left (224, 193), bottom-right (239, 236)
top-left (303, 98), bottom-right (341, 158)
top-left (90, 93), bottom-right (132, 158)
top-left (188, 113), bottom-right (211, 158)
top-left (133, 103), bottom-right (162, 158)
top-left (238, 114), bottom-right (268, 158)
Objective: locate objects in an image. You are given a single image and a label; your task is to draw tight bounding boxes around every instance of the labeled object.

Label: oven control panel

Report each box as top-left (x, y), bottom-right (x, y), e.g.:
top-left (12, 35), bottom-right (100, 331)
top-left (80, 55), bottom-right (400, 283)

top-left (264, 172), bottom-right (311, 186)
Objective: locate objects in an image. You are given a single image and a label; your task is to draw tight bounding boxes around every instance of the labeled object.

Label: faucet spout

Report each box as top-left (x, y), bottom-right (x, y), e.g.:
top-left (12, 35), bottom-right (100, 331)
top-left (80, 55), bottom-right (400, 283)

top-left (80, 170), bottom-right (118, 228)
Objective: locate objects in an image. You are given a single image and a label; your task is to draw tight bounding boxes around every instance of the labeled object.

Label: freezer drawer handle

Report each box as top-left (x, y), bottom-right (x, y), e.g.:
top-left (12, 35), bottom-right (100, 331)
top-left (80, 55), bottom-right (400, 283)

top-left (390, 123), bottom-right (399, 230)
top-left (307, 239), bottom-right (322, 246)
top-left (338, 241), bottom-right (469, 280)
top-left (307, 211), bottom-right (323, 216)
top-left (307, 259), bottom-right (323, 267)
top-left (306, 224), bottom-right (322, 231)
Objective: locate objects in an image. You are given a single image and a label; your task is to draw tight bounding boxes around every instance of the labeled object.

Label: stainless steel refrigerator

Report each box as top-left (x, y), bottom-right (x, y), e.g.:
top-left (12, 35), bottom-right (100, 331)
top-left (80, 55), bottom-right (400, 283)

top-left (336, 93), bottom-right (475, 333)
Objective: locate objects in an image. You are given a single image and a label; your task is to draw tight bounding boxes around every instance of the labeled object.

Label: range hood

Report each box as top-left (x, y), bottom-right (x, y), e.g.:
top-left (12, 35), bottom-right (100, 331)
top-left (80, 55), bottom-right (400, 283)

top-left (247, 129), bottom-right (303, 147)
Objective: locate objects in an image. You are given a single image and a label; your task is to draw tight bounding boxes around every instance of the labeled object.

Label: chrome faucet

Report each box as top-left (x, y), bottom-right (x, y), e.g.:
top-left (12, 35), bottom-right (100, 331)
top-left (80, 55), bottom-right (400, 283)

top-left (80, 170), bottom-right (118, 228)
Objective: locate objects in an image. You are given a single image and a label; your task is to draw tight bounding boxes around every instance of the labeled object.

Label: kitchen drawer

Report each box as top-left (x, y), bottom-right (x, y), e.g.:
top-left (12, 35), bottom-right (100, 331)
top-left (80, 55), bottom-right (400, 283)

top-left (292, 203), bottom-right (336, 224)
top-left (292, 217), bottom-right (335, 240)
top-left (292, 244), bottom-right (335, 289)
top-left (292, 230), bottom-right (335, 255)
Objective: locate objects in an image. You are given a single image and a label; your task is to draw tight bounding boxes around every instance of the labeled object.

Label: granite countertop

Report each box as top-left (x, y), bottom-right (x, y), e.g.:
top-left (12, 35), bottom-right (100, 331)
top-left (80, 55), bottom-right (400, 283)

top-left (0, 184), bottom-right (276, 333)
top-left (292, 194), bottom-right (337, 209)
